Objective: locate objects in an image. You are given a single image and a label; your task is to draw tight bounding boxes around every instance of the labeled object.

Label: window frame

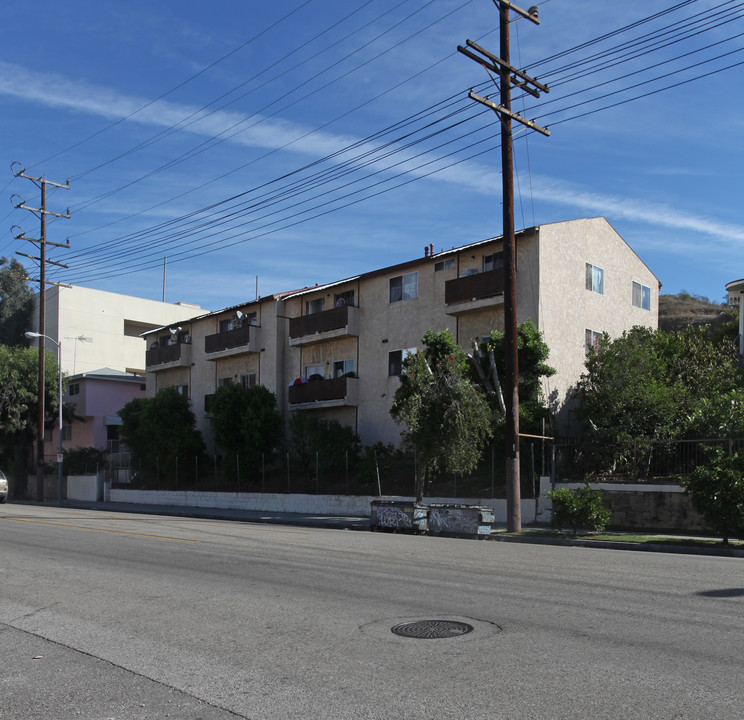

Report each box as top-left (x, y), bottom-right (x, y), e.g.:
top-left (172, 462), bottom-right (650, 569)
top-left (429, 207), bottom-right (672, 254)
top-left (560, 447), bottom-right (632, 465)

top-left (586, 263), bottom-right (604, 294)
top-left (389, 271), bottom-right (418, 303)
top-left (632, 281), bottom-right (651, 311)
top-left (333, 359), bottom-right (354, 377)
top-left (434, 258), bottom-right (455, 272)
top-left (585, 328), bottom-right (603, 356)
top-left (388, 346), bottom-right (417, 376)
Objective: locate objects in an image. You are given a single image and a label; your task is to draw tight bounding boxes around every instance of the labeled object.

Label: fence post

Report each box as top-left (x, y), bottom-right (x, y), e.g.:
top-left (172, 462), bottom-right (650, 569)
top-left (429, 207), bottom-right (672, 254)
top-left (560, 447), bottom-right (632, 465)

top-left (156, 456), bottom-right (160, 489)
top-left (374, 448), bottom-right (381, 497)
top-left (262, 453), bottom-right (265, 493)
top-left (237, 454), bottom-right (240, 495)
top-left (315, 451), bottom-right (319, 495)
top-left (287, 451), bottom-right (291, 493)
top-left (175, 456), bottom-right (178, 487)
top-left (491, 446), bottom-right (495, 498)
top-left (345, 450), bottom-right (349, 496)
top-left (195, 456), bottom-right (198, 491)
top-left (632, 440), bottom-right (638, 482)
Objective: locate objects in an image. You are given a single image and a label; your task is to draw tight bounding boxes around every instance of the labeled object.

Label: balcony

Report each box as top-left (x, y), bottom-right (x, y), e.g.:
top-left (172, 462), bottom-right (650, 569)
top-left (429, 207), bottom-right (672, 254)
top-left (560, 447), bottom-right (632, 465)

top-left (444, 269), bottom-right (505, 315)
top-left (204, 324), bottom-right (262, 359)
top-left (289, 305), bottom-right (359, 347)
top-left (146, 342), bottom-right (192, 370)
top-left (288, 375), bottom-right (359, 408)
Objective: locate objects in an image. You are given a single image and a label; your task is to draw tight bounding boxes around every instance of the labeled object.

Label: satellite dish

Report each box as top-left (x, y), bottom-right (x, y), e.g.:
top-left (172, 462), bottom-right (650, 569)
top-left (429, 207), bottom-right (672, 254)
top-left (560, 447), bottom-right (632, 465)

top-left (169, 326), bottom-right (181, 337)
top-left (235, 310), bottom-right (245, 325)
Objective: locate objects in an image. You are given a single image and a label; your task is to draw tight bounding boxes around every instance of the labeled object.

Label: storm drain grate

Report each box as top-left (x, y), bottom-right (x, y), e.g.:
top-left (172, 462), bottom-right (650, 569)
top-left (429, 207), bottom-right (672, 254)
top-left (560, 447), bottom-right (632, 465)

top-left (391, 620), bottom-right (474, 639)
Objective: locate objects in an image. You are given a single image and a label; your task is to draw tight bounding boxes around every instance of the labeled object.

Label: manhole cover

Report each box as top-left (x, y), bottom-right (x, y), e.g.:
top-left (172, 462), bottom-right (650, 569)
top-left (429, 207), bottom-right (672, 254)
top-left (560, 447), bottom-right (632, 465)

top-left (391, 619), bottom-right (474, 639)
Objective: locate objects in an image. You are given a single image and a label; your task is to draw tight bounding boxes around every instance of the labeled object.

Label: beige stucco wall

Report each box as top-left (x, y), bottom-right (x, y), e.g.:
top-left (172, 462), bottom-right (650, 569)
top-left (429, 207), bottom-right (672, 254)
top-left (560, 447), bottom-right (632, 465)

top-left (536, 218), bottom-right (659, 429)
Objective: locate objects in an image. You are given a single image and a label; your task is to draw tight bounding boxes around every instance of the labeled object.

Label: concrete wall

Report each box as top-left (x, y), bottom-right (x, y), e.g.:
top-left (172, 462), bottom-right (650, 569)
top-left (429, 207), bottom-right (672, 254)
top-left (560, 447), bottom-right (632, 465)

top-left (537, 478), bottom-right (705, 531)
top-left (109, 488), bottom-right (538, 524)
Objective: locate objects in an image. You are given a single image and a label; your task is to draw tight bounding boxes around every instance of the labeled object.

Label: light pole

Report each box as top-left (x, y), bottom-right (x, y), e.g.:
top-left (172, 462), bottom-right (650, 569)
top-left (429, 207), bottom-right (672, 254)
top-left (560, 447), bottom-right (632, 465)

top-left (25, 331), bottom-right (63, 504)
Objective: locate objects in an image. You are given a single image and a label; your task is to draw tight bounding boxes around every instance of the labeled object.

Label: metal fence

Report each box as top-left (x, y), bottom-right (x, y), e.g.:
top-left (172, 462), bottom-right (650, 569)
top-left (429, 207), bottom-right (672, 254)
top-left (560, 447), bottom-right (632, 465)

top-left (553, 437), bottom-right (744, 483)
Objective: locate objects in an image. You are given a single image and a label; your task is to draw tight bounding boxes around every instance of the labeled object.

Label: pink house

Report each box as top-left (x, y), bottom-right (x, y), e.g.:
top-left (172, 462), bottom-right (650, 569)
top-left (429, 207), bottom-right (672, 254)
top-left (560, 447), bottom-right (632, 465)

top-left (45, 369), bottom-right (146, 460)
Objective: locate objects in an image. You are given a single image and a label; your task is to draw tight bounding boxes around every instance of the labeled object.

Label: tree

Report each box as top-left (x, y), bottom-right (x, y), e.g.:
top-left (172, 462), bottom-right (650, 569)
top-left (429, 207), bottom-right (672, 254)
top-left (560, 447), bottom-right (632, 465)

top-left (0, 344), bottom-right (60, 496)
top-left (118, 387), bottom-right (204, 483)
top-left (681, 448), bottom-right (744, 544)
top-left (289, 413), bottom-right (360, 476)
top-left (0, 257), bottom-right (34, 346)
top-left (391, 329), bottom-right (492, 503)
top-left (470, 319), bottom-right (556, 434)
top-left (574, 325), bottom-right (743, 444)
top-left (210, 383), bottom-right (283, 477)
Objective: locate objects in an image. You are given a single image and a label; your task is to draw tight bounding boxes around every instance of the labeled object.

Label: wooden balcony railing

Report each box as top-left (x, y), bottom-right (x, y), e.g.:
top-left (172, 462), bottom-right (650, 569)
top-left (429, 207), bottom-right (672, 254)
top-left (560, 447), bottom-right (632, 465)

top-left (288, 375), bottom-right (356, 405)
top-left (444, 269), bottom-right (504, 305)
top-left (146, 342), bottom-right (187, 367)
top-left (204, 324), bottom-right (255, 354)
top-left (289, 305), bottom-right (353, 339)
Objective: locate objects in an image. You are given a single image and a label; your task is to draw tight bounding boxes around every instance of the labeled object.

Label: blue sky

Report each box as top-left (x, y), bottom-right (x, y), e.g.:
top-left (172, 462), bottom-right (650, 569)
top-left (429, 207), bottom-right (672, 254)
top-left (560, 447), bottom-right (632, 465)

top-left (1, 0), bottom-right (742, 311)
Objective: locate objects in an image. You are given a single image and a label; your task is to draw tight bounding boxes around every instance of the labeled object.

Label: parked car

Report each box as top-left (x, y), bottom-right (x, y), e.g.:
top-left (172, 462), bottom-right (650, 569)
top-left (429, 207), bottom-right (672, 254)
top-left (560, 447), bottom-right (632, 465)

top-left (0, 470), bottom-right (7, 503)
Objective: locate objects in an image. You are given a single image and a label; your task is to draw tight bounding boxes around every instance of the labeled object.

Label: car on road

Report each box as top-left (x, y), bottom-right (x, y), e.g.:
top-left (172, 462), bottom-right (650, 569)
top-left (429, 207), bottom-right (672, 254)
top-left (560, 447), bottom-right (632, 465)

top-left (0, 470), bottom-right (8, 503)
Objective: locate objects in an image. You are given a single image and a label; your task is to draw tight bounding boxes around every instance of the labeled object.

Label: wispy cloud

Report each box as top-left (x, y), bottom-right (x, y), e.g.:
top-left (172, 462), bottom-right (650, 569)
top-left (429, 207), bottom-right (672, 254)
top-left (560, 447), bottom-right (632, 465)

top-left (4, 60), bottom-right (743, 256)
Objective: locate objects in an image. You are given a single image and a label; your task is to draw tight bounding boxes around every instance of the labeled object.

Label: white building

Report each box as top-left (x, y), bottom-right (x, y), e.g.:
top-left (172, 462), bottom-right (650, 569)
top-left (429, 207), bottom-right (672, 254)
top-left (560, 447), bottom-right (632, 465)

top-left (29, 285), bottom-right (202, 376)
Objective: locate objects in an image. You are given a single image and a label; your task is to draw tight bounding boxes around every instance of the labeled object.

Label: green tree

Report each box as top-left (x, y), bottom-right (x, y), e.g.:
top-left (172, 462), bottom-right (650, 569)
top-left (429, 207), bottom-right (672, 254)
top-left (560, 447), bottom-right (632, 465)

top-left (681, 448), bottom-right (744, 544)
top-left (574, 325), bottom-right (743, 443)
top-left (289, 413), bottom-right (360, 476)
top-left (470, 319), bottom-right (556, 433)
top-left (0, 344), bottom-right (60, 496)
top-left (391, 329), bottom-right (492, 503)
top-left (210, 383), bottom-right (283, 477)
top-left (0, 257), bottom-right (34, 346)
top-left (118, 387), bottom-right (204, 483)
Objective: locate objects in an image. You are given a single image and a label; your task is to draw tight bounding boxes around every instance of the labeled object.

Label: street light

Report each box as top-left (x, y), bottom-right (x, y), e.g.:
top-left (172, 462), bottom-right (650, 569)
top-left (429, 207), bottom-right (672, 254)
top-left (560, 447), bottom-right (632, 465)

top-left (25, 331), bottom-right (63, 504)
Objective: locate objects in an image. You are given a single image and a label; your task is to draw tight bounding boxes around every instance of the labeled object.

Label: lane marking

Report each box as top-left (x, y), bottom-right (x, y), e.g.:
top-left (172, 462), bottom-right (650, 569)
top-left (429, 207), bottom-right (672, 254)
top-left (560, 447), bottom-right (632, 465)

top-left (2, 517), bottom-right (200, 543)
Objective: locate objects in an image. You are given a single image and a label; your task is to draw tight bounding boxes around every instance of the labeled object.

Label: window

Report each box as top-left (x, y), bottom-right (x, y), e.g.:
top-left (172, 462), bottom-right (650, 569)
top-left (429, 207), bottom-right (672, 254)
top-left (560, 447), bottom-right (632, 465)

top-left (219, 318), bottom-right (233, 333)
top-left (389, 272), bottom-right (418, 302)
top-left (246, 312), bottom-right (258, 326)
top-left (61, 425), bottom-right (72, 442)
top-left (333, 359), bottom-right (354, 377)
top-left (586, 263), bottom-right (604, 294)
top-left (218, 377), bottom-right (232, 388)
top-left (176, 384), bottom-right (189, 396)
top-left (388, 347), bottom-right (417, 376)
top-left (483, 252), bottom-right (504, 272)
top-left (434, 258), bottom-right (455, 272)
top-left (305, 363), bottom-right (325, 379)
top-left (67, 383), bottom-right (80, 396)
top-left (585, 329), bottom-right (603, 356)
top-left (334, 289), bottom-right (354, 307)
top-left (240, 373), bottom-right (256, 388)
top-left (632, 281), bottom-right (651, 311)
top-left (306, 298), bottom-right (325, 315)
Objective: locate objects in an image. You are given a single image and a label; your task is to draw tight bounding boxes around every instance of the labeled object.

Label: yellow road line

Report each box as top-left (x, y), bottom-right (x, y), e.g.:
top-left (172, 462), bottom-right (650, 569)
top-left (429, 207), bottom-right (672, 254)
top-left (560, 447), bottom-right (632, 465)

top-left (2, 517), bottom-right (200, 542)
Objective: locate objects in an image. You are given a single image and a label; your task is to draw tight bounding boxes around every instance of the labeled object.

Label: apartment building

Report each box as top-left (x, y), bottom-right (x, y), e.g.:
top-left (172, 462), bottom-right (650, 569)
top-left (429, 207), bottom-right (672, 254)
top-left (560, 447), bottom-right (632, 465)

top-left (30, 285), bottom-right (202, 375)
top-left (144, 217), bottom-right (659, 451)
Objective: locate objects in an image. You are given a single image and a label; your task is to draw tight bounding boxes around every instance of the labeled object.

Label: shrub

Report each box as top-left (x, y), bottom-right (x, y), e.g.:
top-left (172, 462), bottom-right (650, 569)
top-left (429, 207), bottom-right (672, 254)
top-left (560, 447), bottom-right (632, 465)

top-left (680, 449), bottom-right (744, 544)
top-left (547, 481), bottom-right (611, 536)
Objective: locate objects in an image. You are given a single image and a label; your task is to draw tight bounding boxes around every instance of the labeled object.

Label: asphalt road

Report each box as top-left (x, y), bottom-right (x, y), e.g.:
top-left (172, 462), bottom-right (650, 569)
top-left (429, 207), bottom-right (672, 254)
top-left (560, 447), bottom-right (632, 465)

top-left (1, 504), bottom-right (742, 720)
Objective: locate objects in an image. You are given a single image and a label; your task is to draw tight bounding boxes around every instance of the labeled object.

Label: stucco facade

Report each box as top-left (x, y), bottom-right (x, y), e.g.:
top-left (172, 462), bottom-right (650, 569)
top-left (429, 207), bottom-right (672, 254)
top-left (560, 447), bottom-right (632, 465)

top-left (144, 217), bottom-right (659, 451)
top-left (30, 285), bottom-right (201, 375)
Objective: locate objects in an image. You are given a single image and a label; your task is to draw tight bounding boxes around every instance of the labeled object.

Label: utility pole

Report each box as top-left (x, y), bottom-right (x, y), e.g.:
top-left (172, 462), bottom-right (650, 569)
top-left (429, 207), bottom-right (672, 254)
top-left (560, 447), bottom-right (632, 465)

top-left (11, 162), bottom-right (70, 502)
top-left (458, 1), bottom-right (549, 532)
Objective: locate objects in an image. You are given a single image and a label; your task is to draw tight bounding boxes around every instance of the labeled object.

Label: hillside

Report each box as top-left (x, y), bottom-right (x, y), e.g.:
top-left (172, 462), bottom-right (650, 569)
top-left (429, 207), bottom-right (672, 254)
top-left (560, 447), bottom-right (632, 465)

top-left (659, 293), bottom-right (732, 333)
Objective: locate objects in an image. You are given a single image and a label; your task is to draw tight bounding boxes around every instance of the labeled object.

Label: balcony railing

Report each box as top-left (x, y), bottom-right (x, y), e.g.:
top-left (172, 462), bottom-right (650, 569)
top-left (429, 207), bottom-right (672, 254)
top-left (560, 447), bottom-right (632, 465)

top-left (146, 342), bottom-right (190, 368)
top-left (205, 324), bottom-right (255, 354)
top-left (288, 375), bottom-right (358, 405)
top-left (444, 269), bottom-right (504, 305)
top-left (289, 305), bottom-right (357, 339)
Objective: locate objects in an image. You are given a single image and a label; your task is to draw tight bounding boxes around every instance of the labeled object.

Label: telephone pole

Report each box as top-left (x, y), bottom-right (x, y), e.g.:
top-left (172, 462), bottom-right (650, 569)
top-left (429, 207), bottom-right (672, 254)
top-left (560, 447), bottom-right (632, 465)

top-left (11, 162), bottom-right (70, 502)
top-left (458, 1), bottom-right (549, 532)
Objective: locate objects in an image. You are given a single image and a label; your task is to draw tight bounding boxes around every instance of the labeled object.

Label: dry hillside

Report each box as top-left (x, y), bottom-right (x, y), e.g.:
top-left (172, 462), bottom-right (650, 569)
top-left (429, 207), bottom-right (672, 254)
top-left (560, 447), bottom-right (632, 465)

top-left (659, 293), bottom-right (731, 333)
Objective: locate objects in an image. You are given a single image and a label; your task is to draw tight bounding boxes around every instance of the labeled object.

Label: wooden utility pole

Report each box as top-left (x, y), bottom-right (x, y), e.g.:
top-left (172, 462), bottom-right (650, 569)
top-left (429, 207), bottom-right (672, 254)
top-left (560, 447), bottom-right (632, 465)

top-left (458, 1), bottom-right (549, 532)
top-left (11, 163), bottom-right (70, 502)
